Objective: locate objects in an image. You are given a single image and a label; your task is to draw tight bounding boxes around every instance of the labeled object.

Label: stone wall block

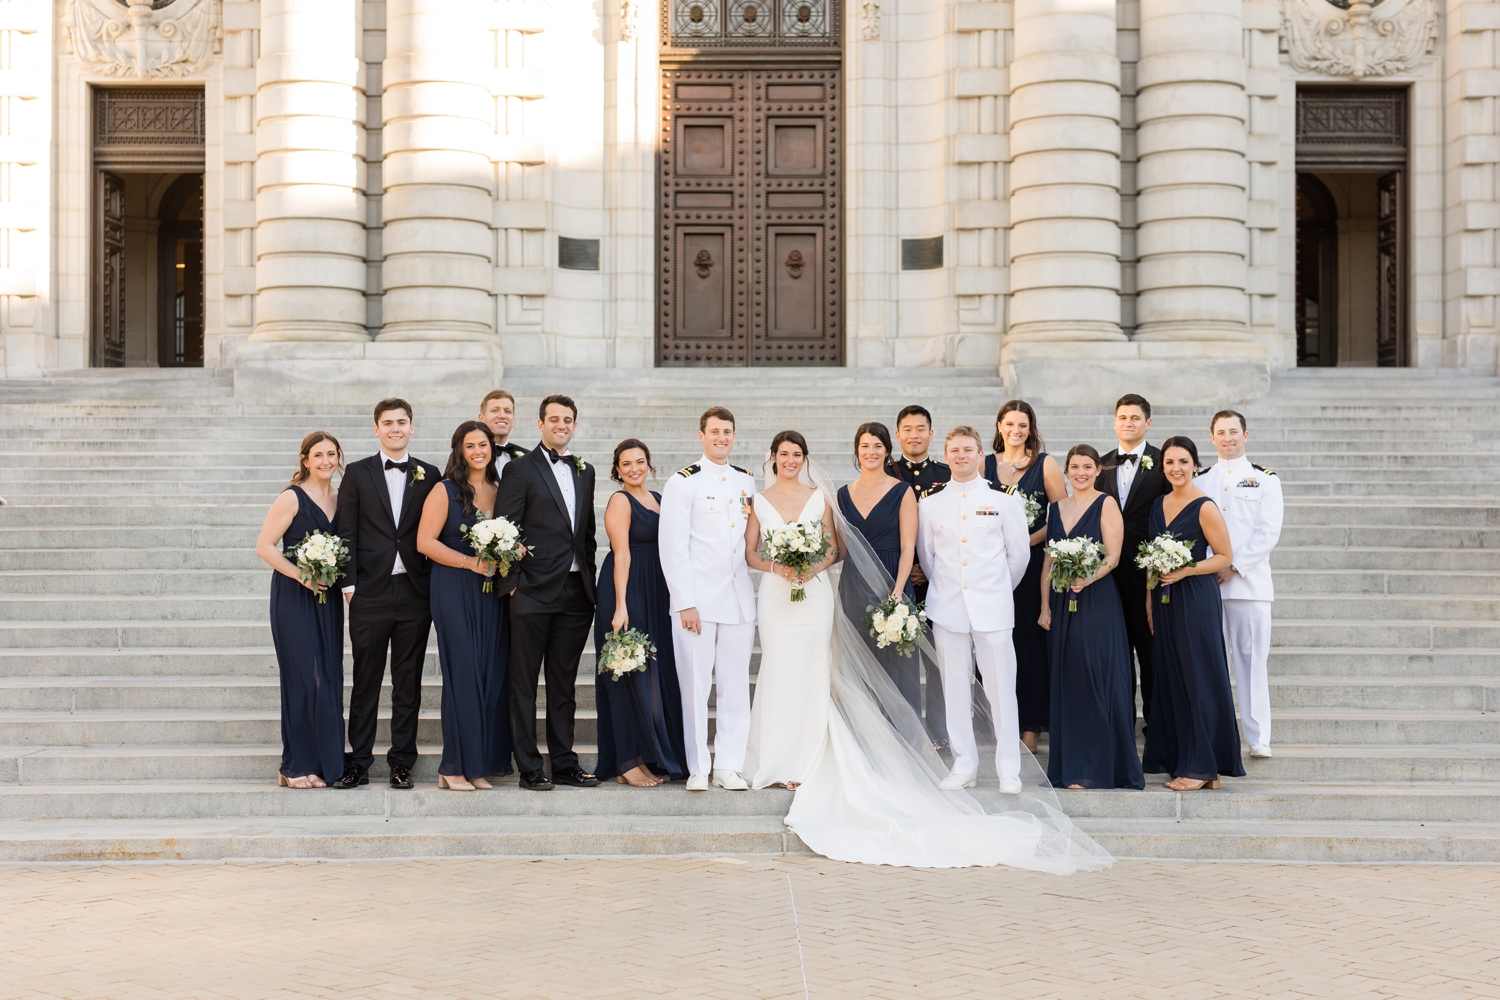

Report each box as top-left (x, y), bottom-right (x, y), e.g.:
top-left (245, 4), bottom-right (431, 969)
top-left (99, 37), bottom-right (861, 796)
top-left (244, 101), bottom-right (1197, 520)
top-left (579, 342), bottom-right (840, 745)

top-left (1008, 116), bottom-right (1121, 157)
top-left (1137, 219), bottom-right (1249, 257)
top-left (254, 150), bottom-right (367, 190)
top-left (386, 186), bottom-right (495, 223)
top-left (258, 255), bottom-right (370, 291)
top-left (1010, 286), bottom-right (1122, 325)
top-left (1136, 53), bottom-right (1245, 88)
top-left (1010, 150), bottom-right (1121, 190)
top-left (1010, 81), bottom-right (1119, 123)
top-left (1010, 218), bottom-right (1122, 256)
top-left (1010, 185), bottom-right (1121, 224)
top-left (1008, 52), bottom-right (1119, 89)
top-left (255, 118), bottom-right (363, 157)
top-left (382, 82), bottom-right (493, 121)
top-left (255, 83), bottom-right (360, 121)
top-left (254, 287), bottom-right (372, 329)
top-left (1137, 253), bottom-right (1247, 288)
top-left (254, 218), bottom-right (368, 257)
top-left (380, 286), bottom-right (495, 325)
top-left (381, 219), bottom-right (493, 257)
top-left (1136, 118), bottom-right (1247, 157)
top-left (1136, 186), bottom-right (1247, 224)
top-left (382, 151), bottom-right (493, 192)
top-left (383, 255), bottom-right (495, 290)
top-left (1136, 149), bottom-right (1248, 189)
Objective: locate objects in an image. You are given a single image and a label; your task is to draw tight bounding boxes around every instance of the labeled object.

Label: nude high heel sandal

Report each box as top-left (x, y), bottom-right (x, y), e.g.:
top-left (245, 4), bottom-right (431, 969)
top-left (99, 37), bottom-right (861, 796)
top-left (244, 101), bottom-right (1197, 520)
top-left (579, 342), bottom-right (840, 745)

top-left (438, 774), bottom-right (475, 791)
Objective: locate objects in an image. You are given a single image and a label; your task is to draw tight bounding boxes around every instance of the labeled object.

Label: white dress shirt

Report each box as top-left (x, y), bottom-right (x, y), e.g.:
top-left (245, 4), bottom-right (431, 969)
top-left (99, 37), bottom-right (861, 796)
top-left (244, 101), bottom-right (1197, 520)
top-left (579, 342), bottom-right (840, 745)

top-left (380, 450), bottom-right (409, 576)
top-left (546, 448), bottom-right (581, 572)
top-left (494, 443), bottom-right (516, 476)
top-left (1115, 442), bottom-right (1146, 508)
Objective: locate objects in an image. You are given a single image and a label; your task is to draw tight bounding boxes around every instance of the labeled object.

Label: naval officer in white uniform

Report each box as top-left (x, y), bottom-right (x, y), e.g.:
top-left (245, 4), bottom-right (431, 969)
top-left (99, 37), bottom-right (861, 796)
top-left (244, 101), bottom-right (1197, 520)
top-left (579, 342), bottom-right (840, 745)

top-left (1195, 409), bottom-right (1284, 758)
top-left (658, 406), bottom-right (759, 791)
top-left (916, 425), bottom-right (1032, 793)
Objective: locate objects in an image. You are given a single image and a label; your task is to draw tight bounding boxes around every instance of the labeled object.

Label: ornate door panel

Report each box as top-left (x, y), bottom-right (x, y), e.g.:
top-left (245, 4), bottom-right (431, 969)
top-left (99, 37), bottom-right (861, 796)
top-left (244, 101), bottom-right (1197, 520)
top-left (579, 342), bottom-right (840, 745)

top-left (659, 67), bottom-right (842, 366)
top-left (94, 171), bottom-right (126, 369)
top-left (1376, 170), bottom-right (1404, 368)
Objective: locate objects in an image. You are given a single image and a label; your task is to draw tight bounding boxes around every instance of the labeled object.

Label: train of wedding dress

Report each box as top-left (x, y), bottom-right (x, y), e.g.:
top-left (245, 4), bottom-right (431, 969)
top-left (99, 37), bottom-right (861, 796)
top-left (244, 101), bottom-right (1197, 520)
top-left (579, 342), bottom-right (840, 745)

top-left (777, 460), bottom-right (1113, 873)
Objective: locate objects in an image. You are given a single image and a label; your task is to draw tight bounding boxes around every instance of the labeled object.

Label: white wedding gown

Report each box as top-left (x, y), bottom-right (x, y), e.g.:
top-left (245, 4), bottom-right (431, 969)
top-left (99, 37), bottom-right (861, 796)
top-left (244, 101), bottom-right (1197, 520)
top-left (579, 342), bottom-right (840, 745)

top-left (751, 463), bottom-right (1113, 873)
top-left (744, 490), bottom-right (834, 789)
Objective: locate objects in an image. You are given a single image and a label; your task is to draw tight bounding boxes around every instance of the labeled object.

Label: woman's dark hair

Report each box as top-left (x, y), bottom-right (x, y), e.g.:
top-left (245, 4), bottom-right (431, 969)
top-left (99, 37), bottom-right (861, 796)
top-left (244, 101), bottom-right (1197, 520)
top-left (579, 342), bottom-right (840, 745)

top-left (769, 429), bottom-right (810, 478)
top-left (993, 399), bottom-right (1044, 457)
top-left (853, 422), bottom-right (893, 468)
top-left (1160, 435), bottom-right (1202, 473)
top-left (290, 431), bottom-right (344, 486)
top-left (1064, 443), bottom-right (1101, 468)
top-left (611, 438), bottom-right (655, 484)
top-left (444, 420), bottom-right (499, 515)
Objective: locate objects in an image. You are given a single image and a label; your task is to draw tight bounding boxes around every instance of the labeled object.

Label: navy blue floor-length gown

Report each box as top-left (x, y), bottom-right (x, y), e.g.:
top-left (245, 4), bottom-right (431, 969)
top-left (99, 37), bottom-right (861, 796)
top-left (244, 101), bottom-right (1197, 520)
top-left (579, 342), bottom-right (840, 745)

top-left (593, 491), bottom-right (687, 780)
top-left (430, 480), bottom-right (511, 778)
top-left (837, 480), bottom-right (918, 713)
top-left (1141, 495), bottom-right (1246, 782)
top-left (270, 485), bottom-right (346, 782)
top-left (988, 453), bottom-right (1051, 733)
top-left (1044, 494), bottom-right (1144, 789)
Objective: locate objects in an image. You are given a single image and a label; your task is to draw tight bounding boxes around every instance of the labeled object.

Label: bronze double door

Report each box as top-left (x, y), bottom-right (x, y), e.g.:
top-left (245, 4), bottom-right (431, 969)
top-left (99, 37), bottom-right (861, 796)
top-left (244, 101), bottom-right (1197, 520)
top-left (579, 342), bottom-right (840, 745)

top-left (658, 67), bottom-right (842, 366)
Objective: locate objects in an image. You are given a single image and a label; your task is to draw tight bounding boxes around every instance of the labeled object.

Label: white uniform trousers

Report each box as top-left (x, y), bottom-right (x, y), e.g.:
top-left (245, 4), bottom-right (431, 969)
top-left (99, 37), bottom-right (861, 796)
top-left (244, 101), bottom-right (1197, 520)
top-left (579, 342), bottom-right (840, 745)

top-left (672, 620), bottom-right (755, 776)
top-left (1223, 599), bottom-right (1273, 748)
top-left (931, 623), bottom-right (1021, 781)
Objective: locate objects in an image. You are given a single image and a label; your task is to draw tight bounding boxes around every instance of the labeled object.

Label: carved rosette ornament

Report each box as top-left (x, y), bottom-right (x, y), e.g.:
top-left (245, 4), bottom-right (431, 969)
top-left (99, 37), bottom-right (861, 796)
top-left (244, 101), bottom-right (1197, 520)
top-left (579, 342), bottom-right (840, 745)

top-left (1281, 0), bottom-right (1436, 79)
top-left (65, 0), bottom-right (222, 79)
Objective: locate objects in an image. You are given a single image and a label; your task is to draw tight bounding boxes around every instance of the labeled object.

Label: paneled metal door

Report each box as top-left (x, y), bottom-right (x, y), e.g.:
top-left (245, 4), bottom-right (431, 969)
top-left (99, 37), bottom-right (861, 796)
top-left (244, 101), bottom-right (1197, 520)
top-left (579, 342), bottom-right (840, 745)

top-left (658, 67), bottom-right (842, 365)
top-left (1376, 170), bottom-right (1404, 368)
top-left (94, 171), bottom-right (127, 368)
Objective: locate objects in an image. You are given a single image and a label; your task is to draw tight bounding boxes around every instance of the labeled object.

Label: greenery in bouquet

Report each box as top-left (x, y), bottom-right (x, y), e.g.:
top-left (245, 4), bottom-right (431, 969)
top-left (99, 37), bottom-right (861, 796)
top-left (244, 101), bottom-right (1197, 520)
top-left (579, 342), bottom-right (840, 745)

top-left (1136, 532), bottom-right (1196, 604)
top-left (861, 595), bottom-right (929, 658)
top-left (460, 515), bottom-right (525, 593)
top-left (293, 530), bottom-right (349, 604)
top-left (1045, 536), bottom-right (1105, 612)
top-left (760, 519), bottom-right (831, 602)
top-left (597, 628), bottom-right (656, 681)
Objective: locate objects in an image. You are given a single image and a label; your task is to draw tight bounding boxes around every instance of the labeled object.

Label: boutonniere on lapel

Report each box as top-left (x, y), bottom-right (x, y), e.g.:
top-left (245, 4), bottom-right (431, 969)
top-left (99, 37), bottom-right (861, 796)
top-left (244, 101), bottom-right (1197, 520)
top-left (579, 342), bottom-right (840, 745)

top-left (409, 465), bottom-right (425, 487)
top-left (572, 456), bottom-right (587, 474)
top-left (1140, 454), bottom-right (1154, 471)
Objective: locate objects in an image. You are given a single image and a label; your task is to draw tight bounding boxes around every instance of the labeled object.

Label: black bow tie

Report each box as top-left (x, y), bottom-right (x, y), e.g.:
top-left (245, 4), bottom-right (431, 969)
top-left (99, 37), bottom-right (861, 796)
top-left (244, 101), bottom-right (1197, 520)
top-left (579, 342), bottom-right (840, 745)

top-left (546, 448), bottom-right (569, 465)
top-left (384, 459), bottom-right (410, 472)
top-left (1119, 453), bottom-right (1139, 465)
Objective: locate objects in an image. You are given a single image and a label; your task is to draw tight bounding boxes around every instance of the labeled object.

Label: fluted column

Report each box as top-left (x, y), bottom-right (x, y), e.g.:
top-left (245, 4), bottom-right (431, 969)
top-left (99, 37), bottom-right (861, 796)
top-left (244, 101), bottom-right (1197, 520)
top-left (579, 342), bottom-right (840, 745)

top-left (250, 0), bottom-right (368, 342)
top-left (1006, 0), bottom-right (1123, 343)
top-left (1134, 0), bottom-right (1249, 340)
top-left (379, 0), bottom-right (495, 341)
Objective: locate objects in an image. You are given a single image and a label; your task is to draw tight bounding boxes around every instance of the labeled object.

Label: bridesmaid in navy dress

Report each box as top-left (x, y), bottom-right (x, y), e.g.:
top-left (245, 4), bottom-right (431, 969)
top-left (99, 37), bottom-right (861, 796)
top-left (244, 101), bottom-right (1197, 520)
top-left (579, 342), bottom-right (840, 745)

top-left (255, 431), bottom-right (347, 788)
top-left (417, 421), bottom-right (510, 790)
top-left (1038, 444), bottom-right (1143, 790)
top-left (836, 423), bottom-right (919, 711)
top-left (1142, 436), bottom-right (1246, 790)
top-left (984, 400), bottom-right (1067, 751)
top-left (594, 439), bottom-right (687, 786)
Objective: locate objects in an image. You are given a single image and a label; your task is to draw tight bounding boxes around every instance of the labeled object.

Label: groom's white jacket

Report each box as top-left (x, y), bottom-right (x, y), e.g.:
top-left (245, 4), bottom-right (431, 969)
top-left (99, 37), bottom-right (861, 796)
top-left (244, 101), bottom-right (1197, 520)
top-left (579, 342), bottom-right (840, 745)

top-left (658, 455), bottom-right (758, 624)
top-left (916, 477), bottom-right (1030, 633)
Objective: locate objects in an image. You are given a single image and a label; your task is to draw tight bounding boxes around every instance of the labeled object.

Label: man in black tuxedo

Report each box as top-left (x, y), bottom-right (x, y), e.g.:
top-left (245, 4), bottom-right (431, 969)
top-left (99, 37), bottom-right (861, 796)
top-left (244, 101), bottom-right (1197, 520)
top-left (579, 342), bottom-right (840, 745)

top-left (1097, 393), bottom-right (1172, 734)
top-left (478, 388), bottom-right (528, 474)
top-left (333, 398), bottom-right (442, 790)
top-left (496, 394), bottom-right (600, 791)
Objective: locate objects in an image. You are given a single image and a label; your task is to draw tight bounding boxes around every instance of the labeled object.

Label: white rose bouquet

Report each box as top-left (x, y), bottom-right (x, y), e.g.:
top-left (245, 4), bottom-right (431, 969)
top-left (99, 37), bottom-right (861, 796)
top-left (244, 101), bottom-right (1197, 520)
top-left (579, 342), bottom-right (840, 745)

top-left (292, 530), bottom-right (349, 604)
top-left (760, 519), bottom-right (831, 602)
top-left (1136, 532), bottom-right (1197, 604)
top-left (1019, 490), bottom-right (1044, 527)
top-left (460, 515), bottom-right (526, 593)
top-left (861, 596), bottom-right (929, 658)
top-left (597, 628), bottom-right (656, 681)
top-left (1045, 536), bottom-right (1105, 613)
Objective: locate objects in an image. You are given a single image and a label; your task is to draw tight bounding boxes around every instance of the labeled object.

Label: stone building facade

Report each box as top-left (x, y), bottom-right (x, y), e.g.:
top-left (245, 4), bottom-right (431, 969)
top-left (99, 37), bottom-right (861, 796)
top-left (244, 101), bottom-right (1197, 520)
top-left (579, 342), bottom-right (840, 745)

top-left (0, 0), bottom-right (1495, 402)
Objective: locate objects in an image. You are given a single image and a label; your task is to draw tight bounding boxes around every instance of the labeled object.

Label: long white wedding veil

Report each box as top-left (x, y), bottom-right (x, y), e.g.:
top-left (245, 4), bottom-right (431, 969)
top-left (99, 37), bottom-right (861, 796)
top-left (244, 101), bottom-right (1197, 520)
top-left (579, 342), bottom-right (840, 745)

top-left (771, 454), bottom-right (1112, 872)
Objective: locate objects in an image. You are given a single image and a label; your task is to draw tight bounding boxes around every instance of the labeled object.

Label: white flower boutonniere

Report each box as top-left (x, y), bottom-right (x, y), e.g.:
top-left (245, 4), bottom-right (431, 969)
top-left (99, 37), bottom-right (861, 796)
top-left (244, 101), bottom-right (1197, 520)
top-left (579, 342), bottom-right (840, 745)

top-left (573, 456), bottom-right (587, 474)
top-left (409, 465), bottom-right (425, 486)
top-left (1140, 454), bottom-right (1154, 471)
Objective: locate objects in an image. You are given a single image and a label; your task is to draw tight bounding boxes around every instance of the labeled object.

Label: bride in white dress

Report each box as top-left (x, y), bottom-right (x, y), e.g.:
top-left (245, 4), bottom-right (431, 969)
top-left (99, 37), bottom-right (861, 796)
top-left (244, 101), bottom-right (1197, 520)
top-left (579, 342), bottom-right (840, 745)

top-left (741, 429), bottom-right (1112, 873)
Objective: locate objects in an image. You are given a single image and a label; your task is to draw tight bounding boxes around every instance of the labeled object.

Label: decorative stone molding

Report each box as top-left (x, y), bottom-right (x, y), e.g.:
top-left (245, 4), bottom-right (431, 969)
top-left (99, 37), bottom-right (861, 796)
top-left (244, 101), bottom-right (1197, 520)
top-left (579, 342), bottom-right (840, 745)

top-left (65, 0), bottom-right (221, 79)
top-left (620, 0), bottom-right (639, 40)
top-left (860, 0), bottom-right (879, 40)
top-left (1281, 0), bottom-right (1436, 79)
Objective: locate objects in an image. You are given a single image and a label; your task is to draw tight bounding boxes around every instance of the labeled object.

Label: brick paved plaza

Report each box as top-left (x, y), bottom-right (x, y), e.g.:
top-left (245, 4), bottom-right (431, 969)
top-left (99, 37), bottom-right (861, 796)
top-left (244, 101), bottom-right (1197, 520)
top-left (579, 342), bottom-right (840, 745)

top-left (2, 857), bottom-right (1496, 999)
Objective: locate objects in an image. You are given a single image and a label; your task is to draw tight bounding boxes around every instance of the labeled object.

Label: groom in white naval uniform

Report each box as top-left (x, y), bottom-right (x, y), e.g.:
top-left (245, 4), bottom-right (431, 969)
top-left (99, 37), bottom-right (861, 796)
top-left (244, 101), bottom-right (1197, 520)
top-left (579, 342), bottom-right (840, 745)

top-left (659, 406), bottom-right (759, 791)
top-left (1195, 409), bottom-right (1284, 758)
top-left (917, 425), bottom-right (1032, 794)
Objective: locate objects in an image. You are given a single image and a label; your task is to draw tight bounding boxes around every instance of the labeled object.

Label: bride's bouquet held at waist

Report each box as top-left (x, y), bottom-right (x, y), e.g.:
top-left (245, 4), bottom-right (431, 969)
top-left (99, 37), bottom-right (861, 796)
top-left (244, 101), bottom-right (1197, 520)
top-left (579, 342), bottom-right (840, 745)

top-left (760, 519), bottom-right (830, 602)
top-left (597, 628), bottom-right (656, 681)
top-left (291, 531), bottom-right (348, 604)
top-left (861, 596), bottom-right (929, 658)
top-left (459, 516), bottom-right (525, 593)
top-left (1045, 536), bottom-right (1105, 613)
top-left (1136, 532), bottom-right (1196, 604)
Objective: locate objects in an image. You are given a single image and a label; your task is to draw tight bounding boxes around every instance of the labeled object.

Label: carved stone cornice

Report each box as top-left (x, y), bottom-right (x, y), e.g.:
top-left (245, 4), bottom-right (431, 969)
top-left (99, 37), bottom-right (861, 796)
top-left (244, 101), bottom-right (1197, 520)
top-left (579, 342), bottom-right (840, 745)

top-left (64, 0), bottom-right (222, 79)
top-left (1281, 0), bottom-right (1435, 79)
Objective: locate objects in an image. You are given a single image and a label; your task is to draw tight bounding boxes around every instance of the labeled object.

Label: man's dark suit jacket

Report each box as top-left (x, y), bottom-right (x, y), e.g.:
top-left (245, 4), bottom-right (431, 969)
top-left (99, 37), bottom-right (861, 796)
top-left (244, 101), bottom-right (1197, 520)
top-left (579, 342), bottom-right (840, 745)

top-left (335, 454), bottom-right (442, 598)
top-left (1097, 443), bottom-right (1171, 586)
top-left (495, 444), bottom-right (597, 614)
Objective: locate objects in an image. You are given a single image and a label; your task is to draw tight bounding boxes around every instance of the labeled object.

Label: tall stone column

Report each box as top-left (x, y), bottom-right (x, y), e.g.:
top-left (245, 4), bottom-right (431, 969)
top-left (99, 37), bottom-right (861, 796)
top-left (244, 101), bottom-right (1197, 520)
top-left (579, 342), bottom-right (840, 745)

top-left (250, 0), bottom-right (368, 342)
top-left (1005, 0), bottom-right (1123, 344)
top-left (379, 0), bottom-right (495, 341)
top-left (1134, 0), bottom-right (1249, 340)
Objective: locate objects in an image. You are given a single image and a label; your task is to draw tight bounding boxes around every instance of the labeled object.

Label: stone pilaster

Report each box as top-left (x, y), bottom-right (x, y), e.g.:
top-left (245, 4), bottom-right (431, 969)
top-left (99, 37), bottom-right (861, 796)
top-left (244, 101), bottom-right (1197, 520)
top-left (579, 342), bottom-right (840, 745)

top-left (249, 0), bottom-right (368, 342)
top-left (1005, 0), bottom-right (1122, 345)
top-left (0, 0), bottom-right (47, 376)
top-left (379, 0), bottom-right (495, 342)
top-left (1133, 0), bottom-right (1249, 342)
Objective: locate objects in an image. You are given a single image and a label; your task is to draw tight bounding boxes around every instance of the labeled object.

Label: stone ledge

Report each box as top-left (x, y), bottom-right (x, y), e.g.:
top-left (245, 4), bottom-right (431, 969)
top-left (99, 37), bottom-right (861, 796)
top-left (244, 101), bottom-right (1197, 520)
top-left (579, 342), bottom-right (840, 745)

top-left (1004, 341), bottom-right (1271, 406)
top-left (232, 340), bottom-right (503, 406)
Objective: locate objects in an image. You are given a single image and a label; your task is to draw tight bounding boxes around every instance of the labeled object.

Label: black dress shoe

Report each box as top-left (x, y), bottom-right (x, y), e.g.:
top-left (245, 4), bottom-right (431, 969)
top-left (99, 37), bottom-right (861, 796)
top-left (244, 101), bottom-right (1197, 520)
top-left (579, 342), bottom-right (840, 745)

top-left (389, 766), bottom-right (414, 789)
top-left (519, 769), bottom-right (554, 791)
top-left (330, 765), bottom-right (369, 790)
top-left (552, 764), bottom-right (600, 788)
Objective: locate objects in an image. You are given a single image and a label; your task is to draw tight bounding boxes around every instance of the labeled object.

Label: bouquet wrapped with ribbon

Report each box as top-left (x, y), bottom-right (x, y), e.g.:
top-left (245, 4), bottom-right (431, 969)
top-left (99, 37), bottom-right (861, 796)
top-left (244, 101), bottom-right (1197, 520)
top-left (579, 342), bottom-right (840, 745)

top-left (292, 531), bottom-right (349, 604)
top-left (1136, 532), bottom-right (1196, 604)
top-left (460, 515), bottom-right (526, 593)
top-left (1045, 536), bottom-right (1105, 613)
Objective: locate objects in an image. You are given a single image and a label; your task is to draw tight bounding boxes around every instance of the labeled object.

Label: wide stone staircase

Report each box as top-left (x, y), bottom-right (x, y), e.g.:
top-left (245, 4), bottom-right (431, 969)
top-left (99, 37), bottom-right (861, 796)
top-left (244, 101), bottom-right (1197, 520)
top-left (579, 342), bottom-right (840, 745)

top-left (0, 367), bottom-right (1496, 862)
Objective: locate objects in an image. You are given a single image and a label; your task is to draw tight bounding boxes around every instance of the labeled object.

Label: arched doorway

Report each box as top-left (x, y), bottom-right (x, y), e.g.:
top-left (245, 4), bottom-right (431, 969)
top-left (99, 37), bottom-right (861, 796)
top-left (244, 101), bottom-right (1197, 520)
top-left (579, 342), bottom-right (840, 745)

top-left (1296, 173), bottom-right (1338, 367)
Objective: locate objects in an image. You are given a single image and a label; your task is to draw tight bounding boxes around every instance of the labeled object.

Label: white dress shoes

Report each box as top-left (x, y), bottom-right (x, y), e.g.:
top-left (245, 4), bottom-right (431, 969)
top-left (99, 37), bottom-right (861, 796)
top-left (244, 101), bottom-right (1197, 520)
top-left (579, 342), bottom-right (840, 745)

top-left (686, 773), bottom-right (709, 791)
top-left (1249, 744), bottom-right (1273, 758)
top-left (712, 769), bottom-right (749, 790)
top-left (998, 776), bottom-right (1023, 795)
top-left (938, 773), bottom-right (977, 790)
